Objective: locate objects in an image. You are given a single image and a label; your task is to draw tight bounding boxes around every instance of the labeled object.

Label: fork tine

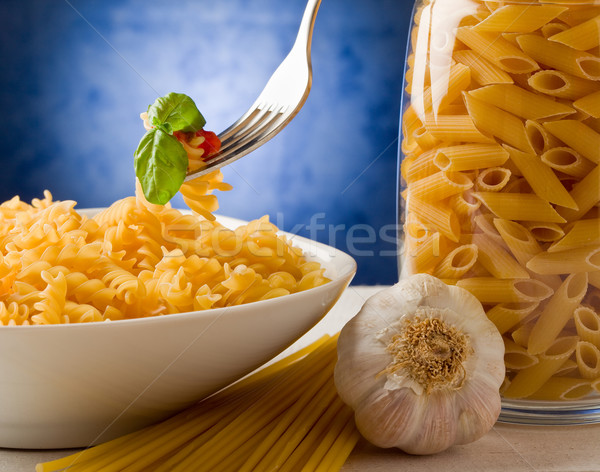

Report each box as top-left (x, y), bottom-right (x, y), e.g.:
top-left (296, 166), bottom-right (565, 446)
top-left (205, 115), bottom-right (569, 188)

top-left (183, 108), bottom-right (288, 180)
top-left (218, 107), bottom-right (285, 155)
top-left (219, 107), bottom-right (273, 148)
top-left (218, 106), bottom-right (263, 142)
top-left (219, 106), bottom-right (286, 152)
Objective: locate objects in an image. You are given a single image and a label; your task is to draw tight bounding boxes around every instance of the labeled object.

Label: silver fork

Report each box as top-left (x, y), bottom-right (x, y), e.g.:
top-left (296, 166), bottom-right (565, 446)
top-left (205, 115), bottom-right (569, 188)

top-left (184, 0), bottom-right (322, 181)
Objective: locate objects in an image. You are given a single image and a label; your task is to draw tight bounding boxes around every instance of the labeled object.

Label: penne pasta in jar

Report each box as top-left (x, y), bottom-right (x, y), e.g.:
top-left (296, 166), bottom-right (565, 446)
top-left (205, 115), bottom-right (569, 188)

top-left (503, 337), bottom-right (540, 370)
top-left (503, 336), bottom-right (579, 399)
top-left (487, 301), bottom-right (540, 335)
top-left (474, 166), bottom-right (512, 192)
top-left (541, 147), bottom-right (596, 180)
top-left (527, 69), bottom-right (600, 100)
top-left (541, 22), bottom-right (569, 39)
top-left (573, 90), bottom-right (600, 118)
top-left (548, 14), bottom-right (600, 51)
top-left (574, 305), bottom-right (600, 346)
top-left (398, 0), bottom-right (600, 419)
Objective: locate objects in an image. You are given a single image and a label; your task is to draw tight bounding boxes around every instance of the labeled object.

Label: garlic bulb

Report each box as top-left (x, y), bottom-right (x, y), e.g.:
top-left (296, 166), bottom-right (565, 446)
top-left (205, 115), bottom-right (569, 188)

top-left (334, 274), bottom-right (505, 455)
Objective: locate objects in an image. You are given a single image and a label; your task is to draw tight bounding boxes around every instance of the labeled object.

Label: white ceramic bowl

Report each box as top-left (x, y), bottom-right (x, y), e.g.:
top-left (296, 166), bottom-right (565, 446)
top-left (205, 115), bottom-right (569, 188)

top-left (0, 213), bottom-right (356, 449)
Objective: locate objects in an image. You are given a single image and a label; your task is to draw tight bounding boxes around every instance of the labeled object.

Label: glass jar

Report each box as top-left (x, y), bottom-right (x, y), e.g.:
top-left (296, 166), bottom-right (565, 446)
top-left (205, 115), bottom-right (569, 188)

top-left (397, 0), bottom-right (600, 424)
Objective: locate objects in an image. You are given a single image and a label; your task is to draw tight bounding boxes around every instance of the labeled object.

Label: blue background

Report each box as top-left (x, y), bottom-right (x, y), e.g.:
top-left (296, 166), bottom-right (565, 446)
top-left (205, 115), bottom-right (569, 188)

top-left (0, 0), bottom-right (414, 285)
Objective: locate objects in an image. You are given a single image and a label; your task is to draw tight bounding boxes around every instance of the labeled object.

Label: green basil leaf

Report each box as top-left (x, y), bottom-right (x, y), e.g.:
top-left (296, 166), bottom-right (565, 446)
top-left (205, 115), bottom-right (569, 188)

top-left (134, 128), bottom-right (188, 205)
top-left (147, 92), bottom-right (206, 133)
top-left (155, 121), bottom-right (173, 135)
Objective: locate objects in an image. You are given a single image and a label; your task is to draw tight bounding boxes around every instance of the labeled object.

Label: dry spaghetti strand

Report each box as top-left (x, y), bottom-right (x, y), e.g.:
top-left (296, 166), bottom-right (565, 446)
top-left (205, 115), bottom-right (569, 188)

top-left (37, 334), bottom-right (360, 472)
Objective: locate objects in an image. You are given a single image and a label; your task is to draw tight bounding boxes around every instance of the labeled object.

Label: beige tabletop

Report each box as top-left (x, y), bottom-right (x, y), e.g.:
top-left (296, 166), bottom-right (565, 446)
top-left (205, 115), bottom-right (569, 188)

top-left (1, 286), bottom-right (600, 472)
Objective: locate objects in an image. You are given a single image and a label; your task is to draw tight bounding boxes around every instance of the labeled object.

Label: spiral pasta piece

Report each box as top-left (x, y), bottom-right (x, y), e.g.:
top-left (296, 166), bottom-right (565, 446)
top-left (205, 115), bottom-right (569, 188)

top-left (0, 301), bottom-right (30, 326)
top-left (32, 271), bottom-right (68, 325)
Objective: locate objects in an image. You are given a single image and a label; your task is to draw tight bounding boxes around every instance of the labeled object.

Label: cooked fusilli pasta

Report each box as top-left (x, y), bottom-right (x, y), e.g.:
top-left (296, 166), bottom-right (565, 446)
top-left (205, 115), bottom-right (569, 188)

top-left (0, 188), bottom-right (329, 325)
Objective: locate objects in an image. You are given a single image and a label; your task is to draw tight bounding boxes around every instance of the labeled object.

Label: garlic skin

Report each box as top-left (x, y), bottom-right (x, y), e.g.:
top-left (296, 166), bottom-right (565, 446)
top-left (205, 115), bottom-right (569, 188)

top-left (334, 274), bottom-right (505, 455)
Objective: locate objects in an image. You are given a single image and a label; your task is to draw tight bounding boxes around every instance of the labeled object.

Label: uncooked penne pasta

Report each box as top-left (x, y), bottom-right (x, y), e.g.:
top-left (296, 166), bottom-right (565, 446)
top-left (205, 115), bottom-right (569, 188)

top-left (543, 120), bottom-right (600, 165)
top-left (574, 305), bottom-right (600, 347)
top-left (472, 4), bottom-right (567, 33)
top-left (511, 70), bottom-right (536, 93)
top-left (527, 246), bottom-right (600, 275)
top-left (525, 120), bottom-right (562, 155)
top-left (452, 49), bottom-right (513, 85)
top-left (558, 165), bottom-right (600, 222)
top-left (459, 8), bottom-right (491, 28)
top-left (554, 359), bottom-right (579, 378)
top-left (527, 69), bottom-right (600, 100)
top-left (541, 147), bottom-right (596, 180)
top-left (504, 337), bottom-right (540, 370)
top-left (402, 105), bottom-right (423, 143)
top-left (400, 156), bottom-right (415, 184)
top-left (527, 273), bottom-right (588, 354)
top-left (456, 27), bottom-right (540, 74)
top-left (493, 218), bottom-right (542, 266)
top-left (517, 34), bottom-right (600, 81)
top-left (486, 301), bottom-right (539, 335)
top-left (407, 197), bottom-right (461, 243)
top-left (469, 232), bottom-right (530, 279)
top-left (400, 0), bottom-right (600, 405)
top-left (423, 114), bottom-right (495, 143)
top-left (456, 277), bottom-right (553, 304)
top-left (415, 62), bottom-right (472, 116)
top-left (433, 244), bottom-right (478, 279)
top-left (401, 137), bottom-right (419, 157)
top-left (482, 1), bottom-right (503, 13)
top-left (474, 213), bottom-right (506, 248)
top-left (497, 33), bottom-right (525, 49)
top-left (404, 212), bottom-right (427, 240)
top-left (409, 170), bottom-right (473, 202)
top-left (404, 230), bottom-right (446, 275)
top-left (468, 84), bottom-right (575, 121)
top-left (502, 176), bottom-right (528, 192)
top-left (533, 274), bottom-right (566, 294)
top-left (584, 116), bottom-right (600, 134)
top-left (522, 222), bottom-right (565, 243)
top-left (433, 144), bottom-right (509, 172)
top-left (548, 219), bottom-right (600, 253)
top-left (464, 93), bottom-right (535, 154)
top-left (475, 167), bottom-right (511, 192)
top-left (503, 336), bottom-right (578, 399)
top-left (541, 22), bottom-right (569, 39)
top-left (412, 126), bottom-right (440, 151)
top-left (505, 145), bottom-right (578, 210)
top-left (558, 6), bottom-right (600, 28)
top-left (573, 90), bottom-right (600, 118)
top-left (511, 322), bottom-right (534, 349)
top-left (474, 192), bottom-right (566, 223)
top-left (576, 341), bottom-right (600, 379)
top-left (549, 14), bottom-right (600, 51)
top-left (437, 103), bottom-right (468, 115)
top-left (402, 147), bottom-right (439, 183)
top-left (449, 192), bottom-right (480, 231)
top-left (527, 376), bottom-right (594, 401)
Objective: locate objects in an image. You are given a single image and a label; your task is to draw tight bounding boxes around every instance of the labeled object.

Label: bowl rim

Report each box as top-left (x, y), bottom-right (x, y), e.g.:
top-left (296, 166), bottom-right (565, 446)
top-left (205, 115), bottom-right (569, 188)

top-left (0, 209), bottom-right (357, 331)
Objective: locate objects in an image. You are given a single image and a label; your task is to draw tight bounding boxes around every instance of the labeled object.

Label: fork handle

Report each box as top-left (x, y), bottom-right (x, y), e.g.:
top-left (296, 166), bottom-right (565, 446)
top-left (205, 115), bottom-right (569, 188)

top-left (185, 0), bottom-right (322, 182)
top-left (294, 0), bottom-right (322, 61)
